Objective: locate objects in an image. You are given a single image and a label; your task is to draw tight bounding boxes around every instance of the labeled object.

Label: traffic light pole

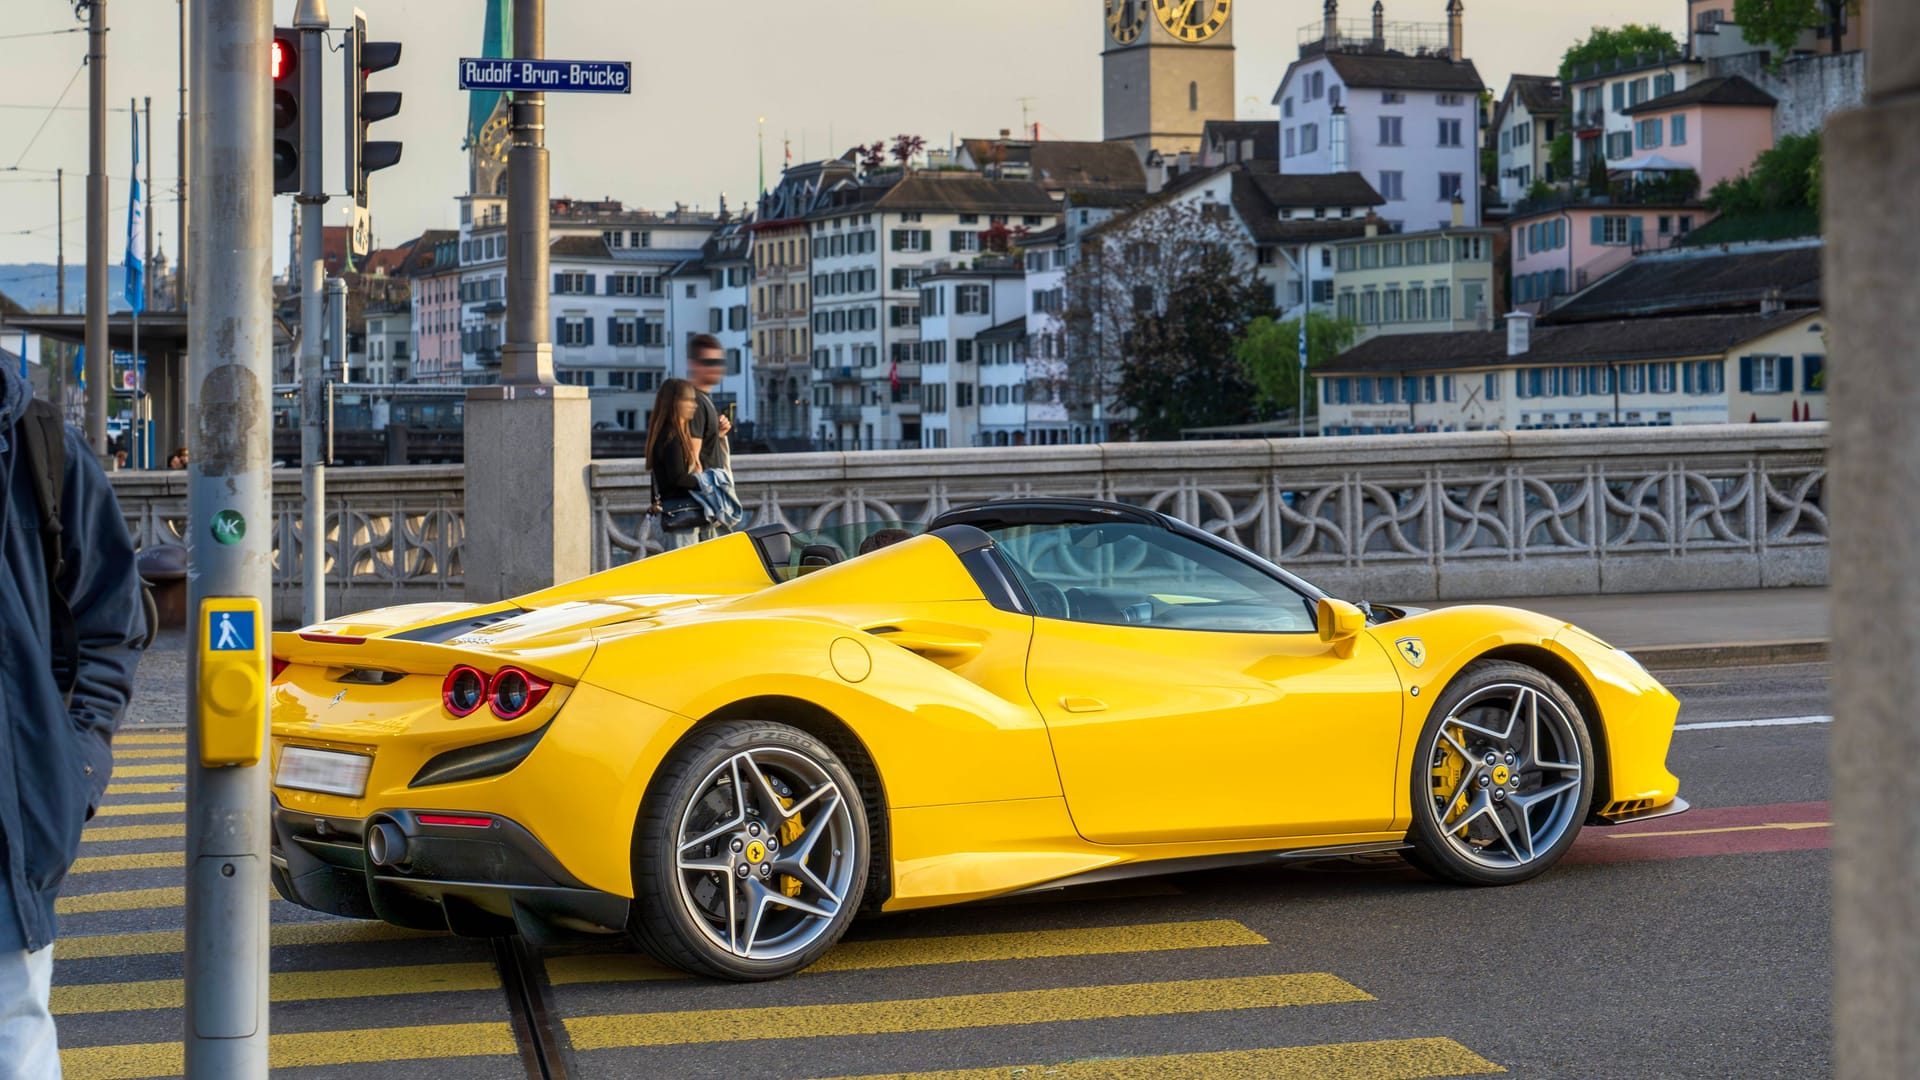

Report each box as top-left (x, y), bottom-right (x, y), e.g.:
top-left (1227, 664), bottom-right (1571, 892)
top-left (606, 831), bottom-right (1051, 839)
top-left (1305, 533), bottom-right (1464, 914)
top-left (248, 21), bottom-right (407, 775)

top-left (296, 0), bottom-right (329, 625)
top-left (184, 0), bottom-right (274, 1075)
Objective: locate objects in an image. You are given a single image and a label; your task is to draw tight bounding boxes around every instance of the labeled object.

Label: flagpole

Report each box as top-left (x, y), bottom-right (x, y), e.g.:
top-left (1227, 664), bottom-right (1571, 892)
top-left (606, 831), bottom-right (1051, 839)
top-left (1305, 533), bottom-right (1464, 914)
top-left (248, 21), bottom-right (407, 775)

top-left (142, 94), bottom-right (153, 468)
top-left (130, 96), bottom-right (140, 471)
top-left (1298, 245), bottom-right (1309, 439)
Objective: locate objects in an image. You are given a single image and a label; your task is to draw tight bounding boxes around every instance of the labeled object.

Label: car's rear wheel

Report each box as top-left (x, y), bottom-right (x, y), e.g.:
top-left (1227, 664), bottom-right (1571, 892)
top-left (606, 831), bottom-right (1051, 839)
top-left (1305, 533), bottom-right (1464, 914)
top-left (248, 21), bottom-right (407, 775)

top-left (1405, 661), bottom-right (1594, 886)
top-left (628, 720), bottom-right (868, 980)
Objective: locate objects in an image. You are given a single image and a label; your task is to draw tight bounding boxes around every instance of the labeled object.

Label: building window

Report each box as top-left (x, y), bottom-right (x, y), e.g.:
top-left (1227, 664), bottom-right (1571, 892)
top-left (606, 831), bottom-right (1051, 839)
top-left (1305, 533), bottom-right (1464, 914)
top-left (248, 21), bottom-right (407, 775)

top-left (1606, 131), bottom-right (1633, 159)
top-left (554, 272), bottom-right (591, 295)
top-left (559, 317), bottom-right (589, 347)
top-left (1283, 97), bottom-right (1294, 118)
top-left (891, 229), bottom-right (931, 252)
top-left (1285, 128), bottom-right (1296, 158)
top-left (1407, 286), bottom-right (1427, 321)
top-left (1650, 362), bottom-right (1677, 393)
top-left (1379, 116), bottom-right (1403, 146)
top-left (1431, 284), bottom-right (1451, 320)
top-left (1300, 123), bottom-right (1319, 153)
top-left (1359, 289), bottom-right (1379, 324)
top-left (610, 318), bottom-right (639, 347)
top-left (1379, 170), bottom-right (1404, 201)
top-left (1438, 173), bottom-right (1463, 201)
top-left (1189, 81), bottom-right (1199, 112)
top-left (1653, 73), bottom-right (1676, 98)
top-left (1438, 118), bottom-right (1463, 147)
top-left (1636, 118), bottom-right (1663, 150)
top-left (950, 231), bottom-right (982, 253)
top-left (1671, 114), bottom-right (1688, 146)
top-left (1382, 91), bottom-right (1405, 105)
top-left (1337, 247), bottom-right (1357, 271)
top-left (1336, 290), bottom-right (1357, 322)
top-left (1630, 77), bottom-right (1649, 106)
top-left (956, 284), bottom-right (990, 315)
top-left (1743, 354), bottom-right (1793, 393)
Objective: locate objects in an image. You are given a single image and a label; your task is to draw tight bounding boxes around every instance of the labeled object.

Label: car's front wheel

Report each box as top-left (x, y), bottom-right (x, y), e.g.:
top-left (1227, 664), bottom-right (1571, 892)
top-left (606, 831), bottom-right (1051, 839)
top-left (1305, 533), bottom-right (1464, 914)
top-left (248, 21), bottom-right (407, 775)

top-left (628, 720), bottom-right (868, 980)
top-left (1405, 661), bottom-right (1594, 886)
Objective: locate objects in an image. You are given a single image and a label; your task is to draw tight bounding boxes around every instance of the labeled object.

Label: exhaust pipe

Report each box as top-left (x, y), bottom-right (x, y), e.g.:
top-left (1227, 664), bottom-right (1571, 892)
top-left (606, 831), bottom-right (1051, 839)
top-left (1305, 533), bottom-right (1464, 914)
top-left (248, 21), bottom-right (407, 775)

top-left (366, 822), bottom-right (410, 869)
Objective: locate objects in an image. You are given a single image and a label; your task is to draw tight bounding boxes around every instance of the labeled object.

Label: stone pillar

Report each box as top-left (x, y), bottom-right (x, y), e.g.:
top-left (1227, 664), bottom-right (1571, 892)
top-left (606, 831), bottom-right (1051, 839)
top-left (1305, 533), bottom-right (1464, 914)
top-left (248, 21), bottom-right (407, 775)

top-left (1830, 3), bottom-right (1920, 1075)
top-left (461, 385), bottom-right (593, 602)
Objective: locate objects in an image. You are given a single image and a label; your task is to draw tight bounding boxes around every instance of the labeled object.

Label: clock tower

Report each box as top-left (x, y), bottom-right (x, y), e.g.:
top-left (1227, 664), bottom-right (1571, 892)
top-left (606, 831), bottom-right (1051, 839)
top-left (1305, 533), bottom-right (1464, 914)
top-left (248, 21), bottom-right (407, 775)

top-left (1103, 0), bottom-right (1236, 160)
top-left (470, 98), bottom-right (511, 196)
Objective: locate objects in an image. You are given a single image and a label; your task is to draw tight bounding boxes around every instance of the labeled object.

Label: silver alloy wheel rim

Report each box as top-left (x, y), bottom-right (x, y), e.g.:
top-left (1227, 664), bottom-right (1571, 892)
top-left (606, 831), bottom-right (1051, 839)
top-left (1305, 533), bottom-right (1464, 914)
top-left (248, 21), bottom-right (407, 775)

top-left (673, 747), bottom-right (857, 962)
top-left (1424, 682), bottom-right (1585, 871)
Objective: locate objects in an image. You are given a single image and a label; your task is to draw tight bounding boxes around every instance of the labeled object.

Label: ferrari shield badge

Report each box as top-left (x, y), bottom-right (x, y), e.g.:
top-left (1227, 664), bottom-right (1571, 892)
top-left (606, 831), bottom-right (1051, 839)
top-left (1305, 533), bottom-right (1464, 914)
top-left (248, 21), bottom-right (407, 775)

top-left (1396, 637), bottom-right (1426, 668)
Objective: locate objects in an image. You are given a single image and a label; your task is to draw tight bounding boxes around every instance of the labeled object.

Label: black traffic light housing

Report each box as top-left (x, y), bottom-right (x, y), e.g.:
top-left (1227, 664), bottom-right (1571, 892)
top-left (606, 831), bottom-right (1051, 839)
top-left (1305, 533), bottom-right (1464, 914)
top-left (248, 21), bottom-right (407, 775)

top-left (344, 10), bottom-right (403, 208)
top-left (271, 28), bottom-right (301, 195)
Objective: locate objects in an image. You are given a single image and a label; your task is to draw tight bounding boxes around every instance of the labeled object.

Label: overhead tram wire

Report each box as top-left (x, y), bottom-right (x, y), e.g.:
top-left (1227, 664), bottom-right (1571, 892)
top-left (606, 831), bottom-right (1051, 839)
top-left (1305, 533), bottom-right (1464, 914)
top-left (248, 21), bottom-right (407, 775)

top-left (0, 27), bottom-right (85, 43)
top-left (10, 56), bottom-right (87, 170)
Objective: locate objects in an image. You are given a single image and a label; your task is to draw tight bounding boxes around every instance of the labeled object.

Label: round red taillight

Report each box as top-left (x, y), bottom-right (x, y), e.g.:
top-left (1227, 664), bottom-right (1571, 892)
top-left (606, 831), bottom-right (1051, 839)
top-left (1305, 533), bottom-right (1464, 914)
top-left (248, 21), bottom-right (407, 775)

top-left (443, 666), bottom-right (486, 716)
top-left (488, 667), bottom-right (549, 720)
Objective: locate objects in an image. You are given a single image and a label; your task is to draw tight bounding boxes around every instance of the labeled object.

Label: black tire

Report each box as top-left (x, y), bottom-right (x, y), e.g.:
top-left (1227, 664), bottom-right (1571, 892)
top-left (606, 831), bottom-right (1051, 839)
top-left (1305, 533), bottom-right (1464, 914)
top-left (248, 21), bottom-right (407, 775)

top-left (627, 720), bottom-right (869, 980)
top-left (1404, 660), bottom-right (1595, 886)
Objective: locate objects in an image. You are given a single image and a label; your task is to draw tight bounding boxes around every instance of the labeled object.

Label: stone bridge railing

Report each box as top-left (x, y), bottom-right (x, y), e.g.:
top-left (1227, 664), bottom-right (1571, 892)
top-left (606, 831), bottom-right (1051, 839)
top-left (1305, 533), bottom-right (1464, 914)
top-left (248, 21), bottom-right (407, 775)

top-left (112, 424), bottom-right (1828, 621)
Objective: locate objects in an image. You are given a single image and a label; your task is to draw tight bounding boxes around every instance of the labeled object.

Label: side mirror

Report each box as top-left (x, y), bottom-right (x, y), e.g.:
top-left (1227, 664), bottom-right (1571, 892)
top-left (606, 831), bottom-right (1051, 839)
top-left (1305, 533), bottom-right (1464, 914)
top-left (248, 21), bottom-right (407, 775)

top-left (1316, 597), bottom-right (1368, 658)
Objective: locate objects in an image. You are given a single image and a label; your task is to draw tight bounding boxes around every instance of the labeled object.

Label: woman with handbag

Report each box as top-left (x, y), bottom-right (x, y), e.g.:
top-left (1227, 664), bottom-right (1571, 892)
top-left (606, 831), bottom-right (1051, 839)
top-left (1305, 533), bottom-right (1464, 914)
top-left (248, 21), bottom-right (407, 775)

top-left (645, 378), bottom-right (714, 550)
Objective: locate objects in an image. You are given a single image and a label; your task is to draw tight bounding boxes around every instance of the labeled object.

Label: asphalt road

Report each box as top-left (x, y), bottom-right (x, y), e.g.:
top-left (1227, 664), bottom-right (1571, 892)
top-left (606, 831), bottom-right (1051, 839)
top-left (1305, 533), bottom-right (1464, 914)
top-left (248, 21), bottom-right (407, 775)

top-left (51, 663), bottom-right (1831, 1080)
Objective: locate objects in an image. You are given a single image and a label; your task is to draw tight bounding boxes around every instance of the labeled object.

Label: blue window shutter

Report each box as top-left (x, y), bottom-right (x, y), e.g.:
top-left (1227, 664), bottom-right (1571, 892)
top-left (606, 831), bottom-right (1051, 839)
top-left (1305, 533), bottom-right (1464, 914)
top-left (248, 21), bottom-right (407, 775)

top-left (1683, 363), bottom-right (1696, 394)
top-left (607, 317), bottom-right (618, 344)
top-left (553, 273), bottom-right (565, 294)
top-left (584, 318), bottom-right (594, 346)
top-left (1591, 216), bottom-right (1605, 245)
top-left (585, 275), bottom-right (597, 295)
top-left (1780, 355), bottom-right (1794, 387)
top-left (1739, 356), bottom-right (1754, 392)
top-left (556, 317), bottom-right (567, 344)
top-left (1629, 217), bottom-right (1644, 247)
top-left (1804, 355), bottom-right (1825, 392)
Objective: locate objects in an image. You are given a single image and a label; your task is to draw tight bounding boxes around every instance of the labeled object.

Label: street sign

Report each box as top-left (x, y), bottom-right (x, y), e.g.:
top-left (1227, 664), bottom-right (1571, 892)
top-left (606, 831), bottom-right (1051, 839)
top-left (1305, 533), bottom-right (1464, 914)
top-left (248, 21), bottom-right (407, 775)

top-left (458, 58), bottom-right (631, 94)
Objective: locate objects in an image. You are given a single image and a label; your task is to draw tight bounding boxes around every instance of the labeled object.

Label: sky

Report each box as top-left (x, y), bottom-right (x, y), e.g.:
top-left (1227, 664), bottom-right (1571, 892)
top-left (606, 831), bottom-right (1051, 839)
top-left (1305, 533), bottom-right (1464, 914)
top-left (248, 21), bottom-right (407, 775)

top-left (0, 0), bottom-right (1687, 279)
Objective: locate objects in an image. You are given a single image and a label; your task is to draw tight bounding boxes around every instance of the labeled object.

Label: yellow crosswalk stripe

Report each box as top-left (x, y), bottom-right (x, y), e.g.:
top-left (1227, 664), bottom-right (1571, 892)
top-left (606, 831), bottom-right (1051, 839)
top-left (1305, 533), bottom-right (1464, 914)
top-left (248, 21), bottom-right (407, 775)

top-left (812, 1037), bottom-right (1505, 1079)
top-left (111, 733), bottom-right (187, 746)
top-left (60, 1021), bottom-right (518, 1080)
top-left (88, 802), bottom-right (184, 820)
top-left (52, 961), bottom-right (499, 1015)
top-left (55, 885), bottom-right (281, 915)
top-left (109, 764), bottom-right (185, 779)
top-left (545, 919), bottom-right (1267, 987)
top-left (565, 973), bottom-right (1373, 1051)
top-left (109, 748), bottom-right (185, 761)
top-left (56, 920), bottom-right (440, 961)
top-left (69, 851), bottom-right (180, 875)
top-left (104, 783), bottom-right (182, 796)
top-left (82, 825), bottom-right (183, 843)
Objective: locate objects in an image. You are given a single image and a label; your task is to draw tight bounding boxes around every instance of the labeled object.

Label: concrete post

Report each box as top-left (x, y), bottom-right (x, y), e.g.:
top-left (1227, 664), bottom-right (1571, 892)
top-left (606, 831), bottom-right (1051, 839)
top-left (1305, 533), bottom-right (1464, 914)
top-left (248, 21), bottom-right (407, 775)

top-left (463, 0), bottom-right (592, 602)
top-left (85, 0), bottom-right (110, 458)
top-left (183, 0), bottom-right (274, 1074)
top-left (1830, 3), bottom-right (1920, 1075)
top-left (295, 0), bottom-right (330, 625)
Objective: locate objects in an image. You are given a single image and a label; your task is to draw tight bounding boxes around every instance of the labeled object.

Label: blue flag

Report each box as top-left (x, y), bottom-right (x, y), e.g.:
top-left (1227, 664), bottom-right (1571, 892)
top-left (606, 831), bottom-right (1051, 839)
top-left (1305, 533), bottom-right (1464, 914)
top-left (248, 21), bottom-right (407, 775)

top-left (124, 100), bottom-right (145, 315)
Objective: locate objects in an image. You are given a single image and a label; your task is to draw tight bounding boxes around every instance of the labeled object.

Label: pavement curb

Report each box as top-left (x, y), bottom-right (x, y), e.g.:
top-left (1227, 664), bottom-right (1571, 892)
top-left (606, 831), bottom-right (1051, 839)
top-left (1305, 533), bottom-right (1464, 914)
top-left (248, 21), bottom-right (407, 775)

top-left (1630, 640), bottom-right (1829, 671)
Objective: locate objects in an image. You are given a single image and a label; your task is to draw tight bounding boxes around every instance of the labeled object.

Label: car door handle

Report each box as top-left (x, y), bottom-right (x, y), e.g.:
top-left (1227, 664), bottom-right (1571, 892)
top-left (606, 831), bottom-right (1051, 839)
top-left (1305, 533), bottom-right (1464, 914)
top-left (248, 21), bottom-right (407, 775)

top-left (1059, 696), bottom-right (1108, 714)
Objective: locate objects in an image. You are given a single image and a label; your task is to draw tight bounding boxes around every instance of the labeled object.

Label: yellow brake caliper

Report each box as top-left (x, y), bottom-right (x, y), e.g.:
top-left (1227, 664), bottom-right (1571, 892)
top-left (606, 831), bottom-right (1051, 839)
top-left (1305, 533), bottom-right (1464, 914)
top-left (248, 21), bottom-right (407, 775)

top-left (773, 786), bottom-right (804, 899)
top-left (1430, 724), bottom-right (1472, 838)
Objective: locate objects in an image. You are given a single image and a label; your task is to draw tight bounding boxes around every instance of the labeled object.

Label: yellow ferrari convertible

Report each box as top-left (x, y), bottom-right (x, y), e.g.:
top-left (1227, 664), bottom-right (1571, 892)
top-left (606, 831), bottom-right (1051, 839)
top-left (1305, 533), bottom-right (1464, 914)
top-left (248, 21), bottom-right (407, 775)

top-left (269, 498), bottom-right (1685, 979)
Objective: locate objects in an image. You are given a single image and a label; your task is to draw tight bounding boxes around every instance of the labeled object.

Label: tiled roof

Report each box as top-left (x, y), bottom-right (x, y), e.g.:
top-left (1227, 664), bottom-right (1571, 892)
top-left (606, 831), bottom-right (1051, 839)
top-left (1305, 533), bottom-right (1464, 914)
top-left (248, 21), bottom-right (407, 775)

top-left (1250, 172), bottom-right (1385, 209)
top-left (874, 176), bottom-right (1059, 216)
top-left (1027, 142), bottom-right (1146, 192)
top-left (1508, 74), bottom-right (1565, 115)
top-left (1622, 75), bottom-right (1778, 115)
top-left (976, 317), bottom-right (1027, 342)
top-left (1204, 120), bottom-right (1279, 162)
top-left (1545, 243), bottom-right (1822, 322)
top-left (549, 235), bottom-right (609, 258)
top-left (1322, 52), bottom-right (1485, 93)
top-left (1321, 310), bottom-right (1815, 374)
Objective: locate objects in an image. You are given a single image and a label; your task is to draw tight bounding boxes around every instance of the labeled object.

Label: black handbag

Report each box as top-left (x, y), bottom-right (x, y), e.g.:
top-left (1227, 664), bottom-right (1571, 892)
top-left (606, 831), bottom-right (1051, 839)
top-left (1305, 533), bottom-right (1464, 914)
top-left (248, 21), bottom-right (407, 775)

top-left (650, 472), bottom-right (708, 532)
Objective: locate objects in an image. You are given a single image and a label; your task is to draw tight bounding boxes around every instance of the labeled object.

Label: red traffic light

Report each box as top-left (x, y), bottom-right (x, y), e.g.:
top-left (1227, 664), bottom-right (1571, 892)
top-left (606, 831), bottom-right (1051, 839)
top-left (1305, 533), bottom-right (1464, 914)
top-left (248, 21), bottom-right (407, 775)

top-left (272, 36), bottom-right (296, 81)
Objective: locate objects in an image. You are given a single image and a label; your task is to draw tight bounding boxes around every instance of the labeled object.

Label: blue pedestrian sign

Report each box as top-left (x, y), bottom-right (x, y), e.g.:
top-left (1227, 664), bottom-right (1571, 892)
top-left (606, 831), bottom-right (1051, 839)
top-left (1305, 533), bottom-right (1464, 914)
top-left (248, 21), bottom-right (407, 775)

top-left (459, 58), bottom-right (631, 94)
top-left (209, 609), bottom-right (256, 652)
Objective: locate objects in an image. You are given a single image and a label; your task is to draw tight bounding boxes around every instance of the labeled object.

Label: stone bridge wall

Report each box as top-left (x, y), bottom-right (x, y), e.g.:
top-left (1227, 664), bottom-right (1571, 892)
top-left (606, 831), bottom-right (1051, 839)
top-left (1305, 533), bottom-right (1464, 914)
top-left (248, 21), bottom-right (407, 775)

top-left (112, 424), bottom-right (1828, 621)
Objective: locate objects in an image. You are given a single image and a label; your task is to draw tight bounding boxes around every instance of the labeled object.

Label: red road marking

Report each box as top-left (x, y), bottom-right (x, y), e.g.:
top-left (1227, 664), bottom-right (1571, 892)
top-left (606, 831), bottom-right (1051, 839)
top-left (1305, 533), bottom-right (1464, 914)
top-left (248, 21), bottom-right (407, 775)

top-left (1568, 801), bottom-right (1830, 864)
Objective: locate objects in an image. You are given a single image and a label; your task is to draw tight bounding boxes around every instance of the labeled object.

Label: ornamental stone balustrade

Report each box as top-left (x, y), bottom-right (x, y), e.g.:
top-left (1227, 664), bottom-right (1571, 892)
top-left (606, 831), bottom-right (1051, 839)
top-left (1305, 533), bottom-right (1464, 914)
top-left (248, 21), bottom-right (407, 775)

top-left (111, 423), bottom-right (1828, 623)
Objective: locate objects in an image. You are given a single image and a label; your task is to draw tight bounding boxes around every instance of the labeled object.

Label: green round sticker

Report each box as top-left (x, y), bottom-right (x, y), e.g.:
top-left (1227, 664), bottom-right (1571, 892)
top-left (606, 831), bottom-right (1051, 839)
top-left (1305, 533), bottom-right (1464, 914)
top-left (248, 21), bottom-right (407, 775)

top-left (210, 509), bottom-right (247, 545)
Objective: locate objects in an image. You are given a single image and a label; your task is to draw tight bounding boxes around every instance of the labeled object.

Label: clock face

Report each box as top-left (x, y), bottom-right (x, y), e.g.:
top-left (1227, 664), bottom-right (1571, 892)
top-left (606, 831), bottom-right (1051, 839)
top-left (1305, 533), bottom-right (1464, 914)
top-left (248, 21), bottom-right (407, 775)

top-left (479, 113), bottom-right (510, 164)
top-left (1155, 0), bottom-right (1231, 42)
top-left (1106, 0), bottom-right (1147, 45)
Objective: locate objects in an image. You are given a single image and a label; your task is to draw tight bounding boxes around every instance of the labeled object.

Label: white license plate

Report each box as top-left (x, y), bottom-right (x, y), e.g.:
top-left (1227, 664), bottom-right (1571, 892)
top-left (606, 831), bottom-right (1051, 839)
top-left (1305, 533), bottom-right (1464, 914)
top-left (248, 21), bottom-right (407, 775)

top-left (276, 746), bottom-right (373, 798)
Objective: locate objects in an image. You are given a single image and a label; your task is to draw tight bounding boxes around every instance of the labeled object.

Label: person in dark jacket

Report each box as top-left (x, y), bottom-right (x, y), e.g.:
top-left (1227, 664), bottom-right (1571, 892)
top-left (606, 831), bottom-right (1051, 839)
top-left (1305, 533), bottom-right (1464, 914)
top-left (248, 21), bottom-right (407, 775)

top-left (646, 377), bottom-right (709, 551)
top-left (0, 362), bottom-right (144, 1073)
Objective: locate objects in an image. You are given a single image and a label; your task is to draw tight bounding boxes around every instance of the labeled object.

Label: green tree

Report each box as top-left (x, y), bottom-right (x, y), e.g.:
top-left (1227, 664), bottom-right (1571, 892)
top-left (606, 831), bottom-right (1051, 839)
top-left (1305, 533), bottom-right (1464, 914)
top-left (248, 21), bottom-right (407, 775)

top-left (1706, 132), bottom-right (1822, 214)
top-left (1115, 246), bottom-right (1269, 440)
top-left (1548, 131), bottom-right (1573, 180)
top-left (1235, 313), bottom-right (1362, 419)
top-left (1735, 0), bottom-right (1856, 59)
top-left (1558, 25), bottom-right (1682, 82)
